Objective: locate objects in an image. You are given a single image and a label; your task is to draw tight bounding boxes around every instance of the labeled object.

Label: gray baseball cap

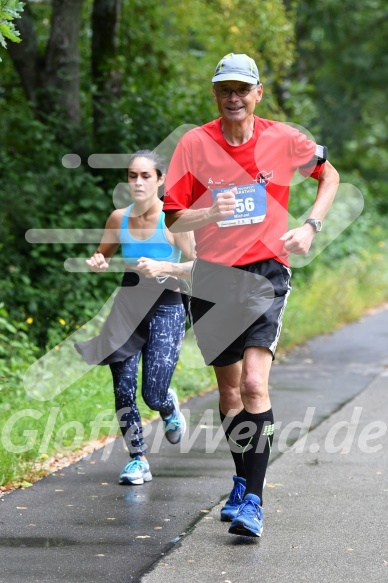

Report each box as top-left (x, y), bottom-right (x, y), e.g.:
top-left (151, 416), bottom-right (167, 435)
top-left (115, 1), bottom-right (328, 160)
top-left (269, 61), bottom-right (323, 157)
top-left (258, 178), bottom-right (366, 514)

top-left (212, 53), bottom-right (260, 84)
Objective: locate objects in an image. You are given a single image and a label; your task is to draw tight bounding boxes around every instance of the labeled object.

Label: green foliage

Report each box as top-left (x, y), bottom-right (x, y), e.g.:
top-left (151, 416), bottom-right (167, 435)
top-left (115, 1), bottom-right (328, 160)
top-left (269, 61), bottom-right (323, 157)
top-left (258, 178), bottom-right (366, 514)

top-left (78, 0), bottom-right (296, 154)
top-left (0, 302), bottom-right (40, 390)
top-left (290, 0), bottom-right (388, 215)
top-left (0, 1), bottom-right (24, 60)
top-left (0, 105), bottom-right (117, 348)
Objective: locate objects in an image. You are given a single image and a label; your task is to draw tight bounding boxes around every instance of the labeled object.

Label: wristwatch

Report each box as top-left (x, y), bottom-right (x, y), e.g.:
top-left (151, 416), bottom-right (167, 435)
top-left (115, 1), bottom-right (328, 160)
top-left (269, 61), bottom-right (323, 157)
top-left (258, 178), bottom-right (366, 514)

top-left (304, 219), bottom-right (322, 232)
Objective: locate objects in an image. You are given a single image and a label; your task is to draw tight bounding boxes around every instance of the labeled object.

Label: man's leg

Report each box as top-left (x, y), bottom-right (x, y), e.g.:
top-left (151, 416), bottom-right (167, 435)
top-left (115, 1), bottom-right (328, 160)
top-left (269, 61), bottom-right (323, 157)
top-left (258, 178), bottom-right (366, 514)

top-left (216, 346), bottom-right (274, 502)
top-left (217, 347), bottom-right (274, 536)
top-left (215, 362), bottom-right (244, 475)
top-left (239, 346), bottom-right (274, 500)
top-left (215, 361), bottom-right (247, 522)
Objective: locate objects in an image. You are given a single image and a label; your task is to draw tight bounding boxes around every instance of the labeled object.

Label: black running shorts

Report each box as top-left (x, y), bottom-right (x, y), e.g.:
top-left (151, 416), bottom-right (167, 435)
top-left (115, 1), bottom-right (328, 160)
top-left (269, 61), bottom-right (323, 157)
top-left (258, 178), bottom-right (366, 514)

top-left (189, 258), bottom-right (292, 366)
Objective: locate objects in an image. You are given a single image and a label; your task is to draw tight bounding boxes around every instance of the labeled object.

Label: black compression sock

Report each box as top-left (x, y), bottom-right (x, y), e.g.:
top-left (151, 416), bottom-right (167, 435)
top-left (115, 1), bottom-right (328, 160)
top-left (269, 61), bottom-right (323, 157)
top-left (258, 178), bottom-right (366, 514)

top-left (219, 407), bottom-right (246, 479)
top-left (227, 408), bottom-right (274, 504)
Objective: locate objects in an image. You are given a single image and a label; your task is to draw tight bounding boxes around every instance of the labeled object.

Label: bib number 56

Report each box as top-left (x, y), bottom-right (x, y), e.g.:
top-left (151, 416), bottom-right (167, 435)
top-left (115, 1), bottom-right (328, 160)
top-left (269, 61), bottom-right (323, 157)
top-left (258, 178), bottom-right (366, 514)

top-left (235, 197), bottom-right (255, 214)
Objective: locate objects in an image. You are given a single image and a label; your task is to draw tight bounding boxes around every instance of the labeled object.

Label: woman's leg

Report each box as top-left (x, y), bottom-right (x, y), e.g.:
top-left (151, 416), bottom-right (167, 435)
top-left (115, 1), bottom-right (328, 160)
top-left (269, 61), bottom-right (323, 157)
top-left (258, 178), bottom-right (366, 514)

top-left (109, 352), bottom-right (147, 458)
top-left (141, 304), bottom-right (186, 416)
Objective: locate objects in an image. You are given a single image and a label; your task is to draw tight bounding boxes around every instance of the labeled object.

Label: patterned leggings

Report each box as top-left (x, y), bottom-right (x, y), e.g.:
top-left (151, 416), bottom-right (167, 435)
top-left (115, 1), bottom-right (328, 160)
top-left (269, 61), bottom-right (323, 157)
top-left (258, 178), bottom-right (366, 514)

top-left (109, 304), bottom-right (186, 457)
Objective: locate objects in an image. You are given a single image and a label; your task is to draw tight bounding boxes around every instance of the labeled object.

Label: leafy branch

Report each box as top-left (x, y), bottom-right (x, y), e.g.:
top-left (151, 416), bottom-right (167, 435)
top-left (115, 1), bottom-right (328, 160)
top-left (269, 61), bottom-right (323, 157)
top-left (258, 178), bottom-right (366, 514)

top-left (0, 1), bottom-right (25, 61)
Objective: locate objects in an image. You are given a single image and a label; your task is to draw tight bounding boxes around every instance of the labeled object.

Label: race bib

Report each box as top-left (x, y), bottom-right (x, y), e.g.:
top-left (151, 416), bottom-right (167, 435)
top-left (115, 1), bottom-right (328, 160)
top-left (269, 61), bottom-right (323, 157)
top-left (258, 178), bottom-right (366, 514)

top-left (211, 183), bottom-right (267, 227)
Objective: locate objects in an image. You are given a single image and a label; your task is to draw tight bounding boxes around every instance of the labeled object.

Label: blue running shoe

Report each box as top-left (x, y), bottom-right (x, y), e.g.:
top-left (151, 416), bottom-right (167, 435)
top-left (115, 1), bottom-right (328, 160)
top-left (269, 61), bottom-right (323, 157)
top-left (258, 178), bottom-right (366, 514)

top-left (162, 388), bottom-right (186, 444)
top-left (228, 493), bottom-right (263, 537)
top-left (220, 475), bottom-right (246, 522)
top-left (119, 456), bottom-right (152, 485)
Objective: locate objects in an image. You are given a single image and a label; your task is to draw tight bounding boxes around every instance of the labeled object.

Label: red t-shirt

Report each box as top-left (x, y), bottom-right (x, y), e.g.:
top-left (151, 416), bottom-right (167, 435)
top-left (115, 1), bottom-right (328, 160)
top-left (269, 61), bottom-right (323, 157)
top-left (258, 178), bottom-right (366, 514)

top-left (164, 116), bottom-right (325, 267)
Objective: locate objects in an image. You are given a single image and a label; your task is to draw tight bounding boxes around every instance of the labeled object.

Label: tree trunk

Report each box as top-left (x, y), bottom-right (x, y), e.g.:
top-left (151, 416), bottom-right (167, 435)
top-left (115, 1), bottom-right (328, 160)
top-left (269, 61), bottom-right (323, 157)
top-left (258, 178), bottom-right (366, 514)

top-left (91, 0), bottom-right (122, 148)
top-left (44, 0), bottom-right (84, 124)
top-left (7, 3), bottom-right (41, 107)
top-left (7, 0), bottom-right (84, 125)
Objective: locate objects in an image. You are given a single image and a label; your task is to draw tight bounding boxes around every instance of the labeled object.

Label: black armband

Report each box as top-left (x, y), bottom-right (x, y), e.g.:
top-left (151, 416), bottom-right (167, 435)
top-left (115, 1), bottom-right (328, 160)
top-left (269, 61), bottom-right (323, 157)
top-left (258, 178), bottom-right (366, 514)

top-left (300, 144), bottom-right (328, 169)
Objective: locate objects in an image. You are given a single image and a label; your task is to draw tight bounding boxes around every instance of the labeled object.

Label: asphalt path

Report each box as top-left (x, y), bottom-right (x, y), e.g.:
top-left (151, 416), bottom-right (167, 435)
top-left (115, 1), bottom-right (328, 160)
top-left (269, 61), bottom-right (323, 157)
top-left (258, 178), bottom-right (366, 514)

top-left (0, 306), bottom-right (387, 583)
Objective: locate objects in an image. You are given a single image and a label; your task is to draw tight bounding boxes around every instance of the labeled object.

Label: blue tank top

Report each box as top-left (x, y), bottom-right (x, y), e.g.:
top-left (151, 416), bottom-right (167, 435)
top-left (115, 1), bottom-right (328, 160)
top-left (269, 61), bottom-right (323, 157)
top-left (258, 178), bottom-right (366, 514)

top-left (120, 205), bottom-right (181, 266)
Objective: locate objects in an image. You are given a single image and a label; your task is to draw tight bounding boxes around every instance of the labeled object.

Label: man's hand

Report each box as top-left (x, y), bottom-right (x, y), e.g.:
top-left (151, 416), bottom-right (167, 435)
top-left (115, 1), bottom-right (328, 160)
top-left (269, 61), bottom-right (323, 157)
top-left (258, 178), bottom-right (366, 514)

top-left (164, 187), bottom-right (237, 232)
top-left (86, 252), bottom-right (109, 272)
top-left (209, 187), bottom-right (237, 221)
top-left (280, 223), bottom-right (317, 255)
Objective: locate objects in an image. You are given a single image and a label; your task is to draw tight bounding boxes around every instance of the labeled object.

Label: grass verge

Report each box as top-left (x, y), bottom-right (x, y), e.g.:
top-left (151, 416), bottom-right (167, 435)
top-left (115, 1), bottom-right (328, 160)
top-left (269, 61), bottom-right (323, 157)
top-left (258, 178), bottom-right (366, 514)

top-left (279, 249), bottom-right (388, 351)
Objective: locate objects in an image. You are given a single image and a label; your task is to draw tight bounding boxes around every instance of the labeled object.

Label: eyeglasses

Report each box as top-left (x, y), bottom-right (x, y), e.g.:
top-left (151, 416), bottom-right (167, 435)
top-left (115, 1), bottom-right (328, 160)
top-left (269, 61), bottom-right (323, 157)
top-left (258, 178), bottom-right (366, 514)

top-left (214, 85), bottom-right (257, 98)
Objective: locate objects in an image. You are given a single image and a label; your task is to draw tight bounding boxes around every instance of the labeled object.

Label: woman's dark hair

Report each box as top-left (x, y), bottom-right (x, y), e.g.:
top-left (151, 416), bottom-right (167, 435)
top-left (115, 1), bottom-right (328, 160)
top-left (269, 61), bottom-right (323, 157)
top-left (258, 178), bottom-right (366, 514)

top-left (128, 149), bottom-right (166, 177)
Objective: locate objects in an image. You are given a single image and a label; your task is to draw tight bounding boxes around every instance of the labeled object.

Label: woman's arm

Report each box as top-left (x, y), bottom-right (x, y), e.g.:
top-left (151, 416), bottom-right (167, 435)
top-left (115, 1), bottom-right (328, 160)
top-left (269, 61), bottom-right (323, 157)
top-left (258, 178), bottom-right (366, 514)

top-left (85, 210), bottom-right (121, 272)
